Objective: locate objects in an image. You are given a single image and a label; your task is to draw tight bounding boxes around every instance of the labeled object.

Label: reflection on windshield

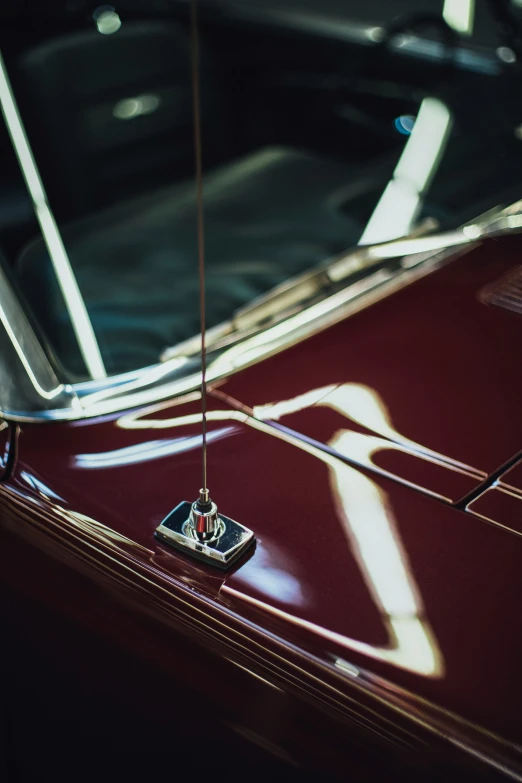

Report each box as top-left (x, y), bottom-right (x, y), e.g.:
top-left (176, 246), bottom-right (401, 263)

top-left (359, 98), bottom-right (452, 245)
top-left (443, 0), bottom-right (475, 36)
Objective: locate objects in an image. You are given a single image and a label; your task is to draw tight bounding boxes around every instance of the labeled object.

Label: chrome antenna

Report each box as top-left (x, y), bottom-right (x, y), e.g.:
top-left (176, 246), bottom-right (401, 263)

top-left (191, 0), bottom-right (209, 502)
top-left (154, 0), bottom-right (256, 568)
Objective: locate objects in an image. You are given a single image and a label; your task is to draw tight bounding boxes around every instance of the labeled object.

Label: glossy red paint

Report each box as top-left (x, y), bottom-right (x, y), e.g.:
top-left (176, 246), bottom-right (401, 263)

top-left (467, 487), bottom-right (522, 535)
top-left (2, 390), bottom-right (522, 779)
top-left (213, 238), bottom-right (522, 495)
top-left (498, 458), bottom-right (522, 495)
top-left (227, 410), bottom-right (483, 503)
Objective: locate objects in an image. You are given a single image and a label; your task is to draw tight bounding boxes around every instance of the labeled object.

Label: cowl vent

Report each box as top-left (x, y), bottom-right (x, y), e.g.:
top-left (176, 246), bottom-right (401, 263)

top-left (480, 265), bottom-right (522, 316)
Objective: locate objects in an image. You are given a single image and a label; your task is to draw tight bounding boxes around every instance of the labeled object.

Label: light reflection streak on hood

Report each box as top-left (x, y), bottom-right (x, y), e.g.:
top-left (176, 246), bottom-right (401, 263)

top-left (254, 382), bottom-right (481, 475)
top-left (120, 402), bottom-right (442, 677)
top-left (74, 427), bottom-right (235, 468)
top-left (233, 541), bottom-right (306, 607)
top-left (118, 407), bottom-right (248, 430)
top-left (233, 417), bottom-right (443, 678)
top-left (20, 470), bottom-right (65, 501)
top-left (53, 506), bottom-right (152, 552)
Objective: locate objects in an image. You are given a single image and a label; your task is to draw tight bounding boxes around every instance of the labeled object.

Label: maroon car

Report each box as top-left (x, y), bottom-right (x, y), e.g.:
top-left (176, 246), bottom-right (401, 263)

top-left (1, 1), bottom-right (522, 781)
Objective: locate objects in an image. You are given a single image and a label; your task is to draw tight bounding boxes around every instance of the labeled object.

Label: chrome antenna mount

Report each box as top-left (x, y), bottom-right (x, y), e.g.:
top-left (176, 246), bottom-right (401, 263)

top-left (189, 488), bottom-right (222, 542)
top-left (154, 495), bottom-right (255, 570)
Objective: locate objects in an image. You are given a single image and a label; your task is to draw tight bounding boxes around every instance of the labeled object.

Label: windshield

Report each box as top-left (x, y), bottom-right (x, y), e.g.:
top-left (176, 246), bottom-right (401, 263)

top-left (1, 0), bottom-right (521, 382)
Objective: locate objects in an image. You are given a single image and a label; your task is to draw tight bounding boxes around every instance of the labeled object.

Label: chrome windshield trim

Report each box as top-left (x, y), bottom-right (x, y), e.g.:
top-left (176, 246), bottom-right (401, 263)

top-left (0, 242), bottom-right (467, 422)
top-left (0, 50), bottom-right (106, 380)
top-left (0, 265), bottom-right (79, 419)
top-left (1, 200), bottom-right (520, 423)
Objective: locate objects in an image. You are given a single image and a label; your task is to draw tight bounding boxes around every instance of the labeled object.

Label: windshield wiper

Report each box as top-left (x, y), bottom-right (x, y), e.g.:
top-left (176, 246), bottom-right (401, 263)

top-left (161, 202), bottom-right (522, 361)
top-left (232, 207), bottom-right (522, 331)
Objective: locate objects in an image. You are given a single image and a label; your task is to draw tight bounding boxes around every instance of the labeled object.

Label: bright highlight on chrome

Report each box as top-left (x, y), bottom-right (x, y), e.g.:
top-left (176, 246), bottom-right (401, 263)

top-left (0, 51), bottom-right (106, 380)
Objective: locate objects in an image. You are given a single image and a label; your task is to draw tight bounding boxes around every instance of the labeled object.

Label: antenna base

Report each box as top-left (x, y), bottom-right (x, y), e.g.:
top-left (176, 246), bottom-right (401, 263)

top-left (155, 500), bottom-right (255, 570)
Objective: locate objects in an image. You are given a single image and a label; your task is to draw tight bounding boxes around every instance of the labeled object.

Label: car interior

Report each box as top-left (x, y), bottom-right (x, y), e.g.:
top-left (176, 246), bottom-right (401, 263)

top-left (1, 0), bottom-right (522, 380)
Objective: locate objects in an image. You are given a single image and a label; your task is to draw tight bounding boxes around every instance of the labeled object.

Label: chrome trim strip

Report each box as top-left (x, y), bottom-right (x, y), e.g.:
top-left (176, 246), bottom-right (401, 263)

top-left (0, 265), bottom-right (79, 417)
top-left (0, 50), bottom-right (106, 380)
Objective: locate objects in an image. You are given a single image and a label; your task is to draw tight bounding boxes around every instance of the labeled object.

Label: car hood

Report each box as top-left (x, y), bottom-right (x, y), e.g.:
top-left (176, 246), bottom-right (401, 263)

top-left (7, 235), bottom-right (522, 777)
top-left (213, 235), bottom-right (522, 501)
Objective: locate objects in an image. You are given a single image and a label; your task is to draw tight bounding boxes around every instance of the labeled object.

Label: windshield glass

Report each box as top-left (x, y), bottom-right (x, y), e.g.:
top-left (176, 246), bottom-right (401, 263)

top-left (1, 0), bottom-right (521, 381)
